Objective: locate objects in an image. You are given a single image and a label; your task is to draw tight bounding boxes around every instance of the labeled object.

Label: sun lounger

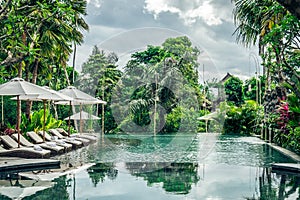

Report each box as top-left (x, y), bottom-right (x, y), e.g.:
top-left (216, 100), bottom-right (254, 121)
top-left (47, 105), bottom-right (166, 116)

top-left (11, 133), bottom-right (34, 147)
top-left (0, 135), bottom-right (50, 158)
top-left (57, 128), bottom-right (98, 138)
top-left (0, 135), bottom-right (20, 149)
top-left (24, 132), bottom-right (64, 155)
top-left (56, 128), bottom-right (97, 142)
top-left (37, 131), bottom-right (72, 152)
top-left (48, 129), bottom-right (90, 146)
top-left (35, 130), bottom-right (82, 149)
top-left (70, 133), bottom-right (97, 142)
top-left (27, 131), bottom-right (44, 144)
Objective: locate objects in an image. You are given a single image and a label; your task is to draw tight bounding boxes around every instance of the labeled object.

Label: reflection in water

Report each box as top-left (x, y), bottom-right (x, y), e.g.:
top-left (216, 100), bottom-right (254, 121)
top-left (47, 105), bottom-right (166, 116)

top-left (107, 137), bottom-right (142, 147)
top-left (22, 176), bottom-right (70, 200)
top-left (82, 162), bottom-right (300, 199)
top-left (0, 173), bottom-right (69, 200)
top-left (0, 164), bottom-right (298, 199)
top-left (0, 135), bottom-right (299, 199)
top-left (246, 168), bottom-right (300, 200)
top-left (87, 163), bottom-right (118, 187)
top-left (125, 162), bottom-right (200, 194)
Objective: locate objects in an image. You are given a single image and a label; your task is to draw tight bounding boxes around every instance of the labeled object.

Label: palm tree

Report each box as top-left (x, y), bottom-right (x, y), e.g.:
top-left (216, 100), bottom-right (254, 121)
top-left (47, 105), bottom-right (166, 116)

top-left (18, 0), bottom-right (88, 117)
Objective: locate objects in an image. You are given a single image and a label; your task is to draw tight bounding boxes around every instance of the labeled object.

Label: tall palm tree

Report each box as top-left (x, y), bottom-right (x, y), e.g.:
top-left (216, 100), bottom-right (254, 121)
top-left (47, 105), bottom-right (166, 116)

top-left (17, 0), bottom-right (88, 117)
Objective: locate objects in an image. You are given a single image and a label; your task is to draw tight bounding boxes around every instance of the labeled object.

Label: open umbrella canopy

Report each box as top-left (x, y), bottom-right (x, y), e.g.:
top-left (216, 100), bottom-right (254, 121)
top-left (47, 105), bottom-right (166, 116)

top-left (0, 78), bottom-right (54, 147)
top-left (56, 86), bottom-right (106, 134)
top-left (56, 86), bottom-right (106, 105)
top-left (0, 78), bottom-right (51, 96)
top-left (10, 86), bottom-right (75, 141)
top-left (5, 82), bottom-right (75, 142)
top-left (64, 111), bottom-right (100, 120)
top-left (10, 94), bottom-right (40, 101)
top-left (197, 112), bottom-right (219, 133)
top-left (38, 86), bottom-right (73, 101)
top-left (11, 87), bottom-right (73, 102)
top-left (197, 112), bottom-right (219, 121)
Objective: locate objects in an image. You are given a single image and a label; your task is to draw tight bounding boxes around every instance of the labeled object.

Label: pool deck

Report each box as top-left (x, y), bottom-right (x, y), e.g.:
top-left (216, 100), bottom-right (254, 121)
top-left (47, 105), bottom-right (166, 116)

top-left (0, 157), bottom-right (60, 174)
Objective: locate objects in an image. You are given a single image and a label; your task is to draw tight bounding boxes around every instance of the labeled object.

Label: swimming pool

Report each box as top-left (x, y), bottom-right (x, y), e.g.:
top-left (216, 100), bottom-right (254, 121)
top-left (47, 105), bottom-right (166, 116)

top-left (1, 133), bottom-right (299, 199)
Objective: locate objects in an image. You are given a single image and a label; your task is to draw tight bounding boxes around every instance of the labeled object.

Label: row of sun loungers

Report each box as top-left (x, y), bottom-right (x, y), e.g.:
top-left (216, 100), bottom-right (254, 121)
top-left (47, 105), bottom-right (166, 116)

top-left (0, 135), bottom-right (51, 158)
top-left (0, 129), bottom-right (97, 158)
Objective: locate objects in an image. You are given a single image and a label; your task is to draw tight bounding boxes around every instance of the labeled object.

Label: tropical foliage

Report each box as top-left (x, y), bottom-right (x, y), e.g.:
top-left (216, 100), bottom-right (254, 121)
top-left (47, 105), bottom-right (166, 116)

top-left (272, 94), bottom-right (300, 153)
top-left (0, 0), bottom-right (88, 120)
top-left (243, 76), bottom-right (266, 103)
top-left (224, 76), bottom-right (244, 106)
top-left (221, 100), bottom-right (262, 135)
top-left (20, 109), bottom-right (64, 134)
top-left (232, 0), bottom-right (300, 153)
top-left (76, 46), bottom-right (122, 133)
top-left (111, 36), bottom-right (203, 134)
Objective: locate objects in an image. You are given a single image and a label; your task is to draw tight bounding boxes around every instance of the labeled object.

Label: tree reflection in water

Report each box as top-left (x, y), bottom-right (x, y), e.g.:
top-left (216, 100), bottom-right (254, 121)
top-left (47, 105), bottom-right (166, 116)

top-left (246, 168), bottom-right (300, 200)
top-left (1, 164), bottom-right (299, 199)
top-left (22, 176), bottom-right (70, 200)
top-left (126, 162), bottom-right (200, 194)
top-left (87, 163), bottom-right (118, 187)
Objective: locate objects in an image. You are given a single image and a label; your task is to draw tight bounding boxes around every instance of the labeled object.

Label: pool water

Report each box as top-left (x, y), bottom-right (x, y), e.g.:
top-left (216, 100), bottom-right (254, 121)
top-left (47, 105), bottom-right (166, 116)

top-left (1, 133), bottom-right (299, 200)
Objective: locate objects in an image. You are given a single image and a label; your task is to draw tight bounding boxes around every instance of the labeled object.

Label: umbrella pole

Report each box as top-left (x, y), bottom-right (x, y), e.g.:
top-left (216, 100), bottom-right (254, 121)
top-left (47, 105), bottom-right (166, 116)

top-left (68, 101), bottom-right (71, 137)
top-left (80, 104), bottom-right (82, 134)
top-left (1, 96), bottom-right (3, 125)
top-left (17, 96), bottom-right (20, 148)
top-left (43, 100), bottom-right (46, 142)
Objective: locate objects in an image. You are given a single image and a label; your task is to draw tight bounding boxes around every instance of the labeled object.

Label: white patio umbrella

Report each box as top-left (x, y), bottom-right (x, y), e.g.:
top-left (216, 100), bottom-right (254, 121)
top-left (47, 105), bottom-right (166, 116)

top-left (37, 87), bottom-right (73, 141)
top-left (12, 87), bottom-right (74, 141)
top-left (56, 86), bottom-right (106, 134)
top-left (197, 112), bottom-right (218, 133)
top-left (0, 78), bottom-right (52, 147)
top-left (64, 111), bottom-right (100, 120)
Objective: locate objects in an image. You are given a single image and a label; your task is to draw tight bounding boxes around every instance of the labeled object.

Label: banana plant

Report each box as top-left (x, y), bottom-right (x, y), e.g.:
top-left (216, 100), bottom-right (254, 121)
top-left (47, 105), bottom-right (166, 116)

top-left (20, 109), bottom-right (63, 134)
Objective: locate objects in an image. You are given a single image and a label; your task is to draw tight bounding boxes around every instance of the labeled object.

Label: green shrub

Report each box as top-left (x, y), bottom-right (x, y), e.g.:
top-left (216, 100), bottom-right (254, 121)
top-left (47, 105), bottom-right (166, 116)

top-left (222, 100), bottom-right (262, 135)
top-left (20, 109), bottom-right (64, 134)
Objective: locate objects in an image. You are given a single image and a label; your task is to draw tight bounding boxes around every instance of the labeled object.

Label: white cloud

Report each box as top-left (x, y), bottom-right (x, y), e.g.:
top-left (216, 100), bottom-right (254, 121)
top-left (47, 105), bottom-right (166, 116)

top-left (144, 0), bottom-right (223, 26)
top-left (87, 0), bottom-right (102, 8)
top-left (72, 0), bottom-right (260, 80)
top-left (143, 0), bottom-right (181, 19)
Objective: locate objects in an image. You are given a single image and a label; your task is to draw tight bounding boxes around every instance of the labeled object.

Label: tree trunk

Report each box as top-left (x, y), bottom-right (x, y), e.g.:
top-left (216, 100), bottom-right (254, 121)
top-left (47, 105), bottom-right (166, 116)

top-left (26, 59), bottom-right (39, 120)
top-left (17, 62), bottom-right (22, 78)
top-left (72, 43), bottom-right (77, 84)
top-left (25, 62), bottom-right (31, 120)
top-left (63, 65), bottom-right (71, 86)
top-left (16, 62), bottom-right (23, 131)
top-left (101, 77), bottom-right (105, 135)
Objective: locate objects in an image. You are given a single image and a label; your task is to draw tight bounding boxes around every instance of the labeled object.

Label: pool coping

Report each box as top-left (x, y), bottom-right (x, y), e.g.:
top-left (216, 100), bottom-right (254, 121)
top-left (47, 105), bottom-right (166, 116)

top-left (264, 142), bottom-right (300, 174)
top-left (266, 143), bottom-right (300, 162)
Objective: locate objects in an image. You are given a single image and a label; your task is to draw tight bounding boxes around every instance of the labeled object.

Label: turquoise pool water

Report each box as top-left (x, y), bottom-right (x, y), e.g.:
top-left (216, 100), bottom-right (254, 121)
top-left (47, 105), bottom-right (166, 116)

top-left (1, 133), bottom-right (299, 199)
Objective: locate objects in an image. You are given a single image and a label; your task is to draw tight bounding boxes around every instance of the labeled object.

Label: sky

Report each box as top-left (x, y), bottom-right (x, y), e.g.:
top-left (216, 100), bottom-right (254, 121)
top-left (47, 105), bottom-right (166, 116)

top-left (70, 0), bottom-right (263, 82)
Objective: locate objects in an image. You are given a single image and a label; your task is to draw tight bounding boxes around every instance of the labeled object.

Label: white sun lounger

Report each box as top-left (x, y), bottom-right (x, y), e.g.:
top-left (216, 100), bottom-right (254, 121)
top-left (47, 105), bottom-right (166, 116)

top-left (0, 135), bottom-right (51, 158)
top-left (24, 132), bottom-right (64, 155)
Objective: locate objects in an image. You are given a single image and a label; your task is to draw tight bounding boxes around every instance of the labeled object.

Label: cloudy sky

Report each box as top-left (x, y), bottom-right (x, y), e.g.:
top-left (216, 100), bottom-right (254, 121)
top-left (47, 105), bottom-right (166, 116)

top-left (71, 0), bottom-right (262, 82)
